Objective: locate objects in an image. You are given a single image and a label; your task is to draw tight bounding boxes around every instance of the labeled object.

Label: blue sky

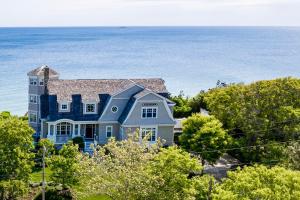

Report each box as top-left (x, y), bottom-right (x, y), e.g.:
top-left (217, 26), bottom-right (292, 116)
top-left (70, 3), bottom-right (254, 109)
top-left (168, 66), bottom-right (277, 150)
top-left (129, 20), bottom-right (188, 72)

top-left (0, 0), bottom-right (299, 26)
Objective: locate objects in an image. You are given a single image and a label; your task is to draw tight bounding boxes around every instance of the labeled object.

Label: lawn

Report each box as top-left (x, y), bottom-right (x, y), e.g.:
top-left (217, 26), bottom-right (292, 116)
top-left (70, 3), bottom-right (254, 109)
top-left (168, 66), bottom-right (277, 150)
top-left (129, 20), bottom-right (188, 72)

top-left (83, 195), bottom-right (110, 200)
top-left (30, 167), bottom-right (53, 183)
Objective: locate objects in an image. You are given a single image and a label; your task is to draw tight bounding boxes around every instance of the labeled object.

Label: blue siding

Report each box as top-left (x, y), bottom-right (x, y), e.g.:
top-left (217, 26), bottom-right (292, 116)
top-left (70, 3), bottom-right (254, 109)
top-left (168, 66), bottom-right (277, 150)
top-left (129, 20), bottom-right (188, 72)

top-left (47, 94), bottom-right (102, 121)
top-left (40, 94), bottom-right (49, 119)
top-left (118, 97), bottom-right (136, 123)
top-left (99, 94), bottom-right (110, 116)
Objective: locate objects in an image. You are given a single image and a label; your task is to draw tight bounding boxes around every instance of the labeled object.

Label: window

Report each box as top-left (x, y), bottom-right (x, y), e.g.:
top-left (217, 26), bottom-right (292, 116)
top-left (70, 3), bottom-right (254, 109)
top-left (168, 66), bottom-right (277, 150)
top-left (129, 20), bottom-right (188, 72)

top-left (29, 112), bottom-right (37, 123)
top-left (106, 126), bottom-right (113, 138)
top-left (141, 127), bottom-right (156, 142)
top-left (60, 103), bottom-right (69, 112)
top-left (39, 79), bottom-right (44, 86)
top-left (111, 106), bottom-right (118, 113)
top-left (142, 107), bottom-right (157, 118)
top-left (74, 124), bottom-right (79, 135)
top-left (29, 95), bottom-right (38, 104)
top-left (56, 122), bottom-right (72, 135)
top-left (85, 103), bottom-right (96, 114)
top-left (29, 78), bottom-right (37, 86)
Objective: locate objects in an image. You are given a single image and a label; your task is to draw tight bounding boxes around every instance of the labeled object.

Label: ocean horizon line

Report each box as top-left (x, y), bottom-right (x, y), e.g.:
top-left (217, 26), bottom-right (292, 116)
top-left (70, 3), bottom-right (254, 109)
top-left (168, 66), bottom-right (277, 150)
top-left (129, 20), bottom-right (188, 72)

top-left (0, 25), bottom-right (300, 29)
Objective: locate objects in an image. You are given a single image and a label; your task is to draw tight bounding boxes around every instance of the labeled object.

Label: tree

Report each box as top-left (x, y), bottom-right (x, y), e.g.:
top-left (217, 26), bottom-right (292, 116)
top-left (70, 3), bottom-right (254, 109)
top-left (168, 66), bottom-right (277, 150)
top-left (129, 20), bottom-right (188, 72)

top-left (283, 141), bottom-right (300, 170)
top-left (170, 91), bottom-right (192, 118)
top-left (204, 77), bottom-right (300, 163)
top-left (77, 136), bottom-right (160, 200)
top-left (0, 113), bottom-right (34, 199)
top-left (36, 138), bottom-right (55, 167)
top-left (212, 165), bottom-right (300, 200)
top-left (180, 114), bottom-right (232, 164)
top-left (49, 142), bottom-right (80, 188)
top-left (77, 136), bottom-right (212, 200)
top-left (188, 90), bottom-right (207, 113)
top-left (148, 146), bottom-right (206, 200)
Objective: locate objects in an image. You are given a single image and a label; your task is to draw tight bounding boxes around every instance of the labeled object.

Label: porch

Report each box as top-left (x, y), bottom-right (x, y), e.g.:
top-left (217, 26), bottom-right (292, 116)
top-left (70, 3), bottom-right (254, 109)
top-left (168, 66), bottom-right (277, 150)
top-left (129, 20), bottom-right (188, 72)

top-left (47, 120), bottom-right (99, 145)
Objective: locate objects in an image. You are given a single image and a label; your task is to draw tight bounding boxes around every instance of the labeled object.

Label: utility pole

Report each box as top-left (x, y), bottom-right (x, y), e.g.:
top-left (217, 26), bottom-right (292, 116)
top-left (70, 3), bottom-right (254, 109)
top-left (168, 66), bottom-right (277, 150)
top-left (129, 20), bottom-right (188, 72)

top-left (42, 146), bottom-right (46, 200)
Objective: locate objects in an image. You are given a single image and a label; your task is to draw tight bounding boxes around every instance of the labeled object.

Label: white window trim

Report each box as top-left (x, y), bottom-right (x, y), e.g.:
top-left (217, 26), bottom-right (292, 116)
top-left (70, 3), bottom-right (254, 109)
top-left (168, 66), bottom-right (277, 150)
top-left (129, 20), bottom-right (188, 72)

top-left (106, 125), bottom-right (113, 138)
top-left (29, 111), bottom-right (38, 123)
top-left (29, 94), bottom-right (39, 104)
top-left (141, 107), bottom-right (158, 119)
top-left (111, 106), bottom-right (118, 113)
top-left (84, 102), bottom-right (97, 114)
top-left (140, 126), bottom-right (158, 143)
top-left (59, 102), bottom-right (70, 112)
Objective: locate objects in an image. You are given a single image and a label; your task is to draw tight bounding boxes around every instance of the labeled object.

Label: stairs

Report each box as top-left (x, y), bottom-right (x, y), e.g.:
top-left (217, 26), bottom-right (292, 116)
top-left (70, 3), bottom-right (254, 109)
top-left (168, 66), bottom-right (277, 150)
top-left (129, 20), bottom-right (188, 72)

top-left (84, 140), bottom-right (97, 153)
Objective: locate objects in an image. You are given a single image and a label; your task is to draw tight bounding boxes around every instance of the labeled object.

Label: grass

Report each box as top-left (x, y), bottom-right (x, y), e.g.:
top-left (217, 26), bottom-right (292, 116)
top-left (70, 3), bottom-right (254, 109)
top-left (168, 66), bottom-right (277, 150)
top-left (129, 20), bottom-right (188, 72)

top-left (83, 195), bottom-right (110, 200)
top-left (30, 167), bottom-right (53, 183)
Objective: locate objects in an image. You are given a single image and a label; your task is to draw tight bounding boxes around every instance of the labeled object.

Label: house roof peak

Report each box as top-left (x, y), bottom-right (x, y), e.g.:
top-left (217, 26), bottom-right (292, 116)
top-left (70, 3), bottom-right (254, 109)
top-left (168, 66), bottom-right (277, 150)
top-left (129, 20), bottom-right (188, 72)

top-left (27, 65), bottom-right (59, 77)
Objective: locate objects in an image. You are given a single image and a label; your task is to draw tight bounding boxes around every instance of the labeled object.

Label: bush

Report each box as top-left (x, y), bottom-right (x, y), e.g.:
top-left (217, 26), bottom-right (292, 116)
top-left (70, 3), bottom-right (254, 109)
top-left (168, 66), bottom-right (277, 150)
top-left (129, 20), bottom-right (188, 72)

top-left (72, 137), bottom-right (84, 150)
top-left (0, 180), bottom-right (28, 200)
top-left (34, 187), bottom-right (75, 200)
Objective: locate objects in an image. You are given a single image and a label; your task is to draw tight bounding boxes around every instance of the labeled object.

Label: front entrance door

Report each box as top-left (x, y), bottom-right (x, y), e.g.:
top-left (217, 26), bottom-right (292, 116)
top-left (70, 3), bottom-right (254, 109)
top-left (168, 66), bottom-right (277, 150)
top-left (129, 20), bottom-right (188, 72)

top-left (85, 124), bottom-right (94, 139)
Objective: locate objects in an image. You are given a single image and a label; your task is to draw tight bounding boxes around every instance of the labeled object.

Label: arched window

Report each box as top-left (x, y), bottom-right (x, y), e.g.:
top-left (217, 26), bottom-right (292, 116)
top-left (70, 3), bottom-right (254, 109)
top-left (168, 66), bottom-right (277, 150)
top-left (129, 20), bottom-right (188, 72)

top-left (56, 122), bottom-right (72, 135)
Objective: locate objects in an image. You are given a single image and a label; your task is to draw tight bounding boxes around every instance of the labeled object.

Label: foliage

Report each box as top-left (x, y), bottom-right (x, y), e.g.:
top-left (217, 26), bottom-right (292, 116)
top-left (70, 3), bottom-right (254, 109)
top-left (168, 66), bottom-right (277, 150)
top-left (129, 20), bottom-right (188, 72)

top-left (212, 165), bottom-right (300, 200)
top-left (77, 136), bottom-right (160, 200)
top-left (170, 91), bottom-right (192, 118)
top-left (283, 141), bottom-right (300, 170)
top-left (34, 187), bottom-right (75, 200)
top-left (0, 113), bottom-right (34, 199)
top-left (77, 136), bottom-right (211, 200)
top-left (148, 147), bottom-right (207, 200)
top-left (188, 90), bottom-right (208, 112)
top-left (180, 114), bottom-right (232, 163)
top-left (36, 139), bottom-right (55, 167)
top-left (49, 142), bottom-right (80, 188)
top-left (204, 77), bottom-right (300, 162)
top-left (0, 180), bottom-right (28, 200)
top-left (72, 137), bottom-right (85, 150)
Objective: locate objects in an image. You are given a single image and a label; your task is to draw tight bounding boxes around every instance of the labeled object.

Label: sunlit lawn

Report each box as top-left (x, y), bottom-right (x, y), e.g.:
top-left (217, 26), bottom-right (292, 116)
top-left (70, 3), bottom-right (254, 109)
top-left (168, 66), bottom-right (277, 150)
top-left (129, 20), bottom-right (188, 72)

top-left (30, 167), bottom-right (53, 183)
top-left (83, 195), bottom-right (110, 200)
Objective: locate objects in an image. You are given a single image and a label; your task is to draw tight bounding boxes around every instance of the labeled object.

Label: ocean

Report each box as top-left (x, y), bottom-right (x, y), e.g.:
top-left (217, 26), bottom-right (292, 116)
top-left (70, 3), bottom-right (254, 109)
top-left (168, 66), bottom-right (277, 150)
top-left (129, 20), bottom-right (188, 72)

top-left (0, 27), bottom-right (299, 115)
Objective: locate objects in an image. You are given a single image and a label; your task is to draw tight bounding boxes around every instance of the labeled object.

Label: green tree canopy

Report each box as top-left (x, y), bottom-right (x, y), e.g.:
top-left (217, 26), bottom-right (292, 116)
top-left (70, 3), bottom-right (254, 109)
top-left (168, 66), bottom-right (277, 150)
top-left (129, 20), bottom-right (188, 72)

top-left (203, 77), bottom-right (300, 162)
top-left (0, 112), bottom-right (34, 199)
top-left (170, 91), bottom-right (192, 118)
top-left (148, 146), bottom-right (206, 200)
top-left (49, 142), bottom-right (80, 188)
top-left (180, 114), bottom-right (232, 164)
top-left (212, 165), bottom-right (300, 200)
top-left (77, 136), bottom-right (213, 200)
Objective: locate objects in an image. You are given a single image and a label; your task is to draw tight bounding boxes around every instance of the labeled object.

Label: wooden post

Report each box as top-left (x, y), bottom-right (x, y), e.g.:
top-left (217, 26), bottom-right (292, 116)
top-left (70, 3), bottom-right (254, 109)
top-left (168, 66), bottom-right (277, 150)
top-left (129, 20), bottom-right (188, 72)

top-left (42, 146), bottom-right (46, 200)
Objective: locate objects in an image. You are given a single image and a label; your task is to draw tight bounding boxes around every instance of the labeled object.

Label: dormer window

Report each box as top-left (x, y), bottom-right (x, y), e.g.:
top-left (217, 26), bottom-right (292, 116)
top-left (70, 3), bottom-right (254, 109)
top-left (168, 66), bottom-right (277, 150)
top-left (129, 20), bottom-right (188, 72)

top-left (84, 103), bottom-right (97, 114)
top-left (59, 102), bottom-right (70, 112)
top-left (142, 107), bottom-right (157, 118)
top-left (29, 78), bottom-right (37, 86)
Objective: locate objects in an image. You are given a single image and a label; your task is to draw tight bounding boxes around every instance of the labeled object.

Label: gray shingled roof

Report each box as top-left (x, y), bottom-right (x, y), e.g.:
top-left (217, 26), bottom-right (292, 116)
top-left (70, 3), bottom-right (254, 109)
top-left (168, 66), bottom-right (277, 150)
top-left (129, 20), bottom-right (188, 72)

top-left (27, 65), bottom-right (59, 77)
top-left (48, 78), bottom-right (168, 102)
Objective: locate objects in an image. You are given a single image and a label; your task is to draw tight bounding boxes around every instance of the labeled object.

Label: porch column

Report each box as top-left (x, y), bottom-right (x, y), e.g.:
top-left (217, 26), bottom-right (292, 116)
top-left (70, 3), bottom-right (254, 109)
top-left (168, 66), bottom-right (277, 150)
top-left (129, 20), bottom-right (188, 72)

top-left (71, 124), bottom-right (76, 138)
top-left (53, 124), bottom-right (56, 143)
top-left (78, 124), bottom-right (81, 137)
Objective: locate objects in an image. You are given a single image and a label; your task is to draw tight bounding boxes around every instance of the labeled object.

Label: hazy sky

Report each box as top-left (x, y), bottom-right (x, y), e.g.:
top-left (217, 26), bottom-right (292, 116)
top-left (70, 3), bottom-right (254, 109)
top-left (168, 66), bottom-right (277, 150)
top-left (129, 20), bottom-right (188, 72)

top-left (0, 0), bottom-right (299, 27)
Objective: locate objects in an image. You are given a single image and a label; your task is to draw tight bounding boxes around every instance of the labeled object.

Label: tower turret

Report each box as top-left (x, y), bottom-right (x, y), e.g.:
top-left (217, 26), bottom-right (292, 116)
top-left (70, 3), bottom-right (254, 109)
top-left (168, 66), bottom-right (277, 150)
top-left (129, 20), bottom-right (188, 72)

top-left (27, 65), bottom-right (59, 135)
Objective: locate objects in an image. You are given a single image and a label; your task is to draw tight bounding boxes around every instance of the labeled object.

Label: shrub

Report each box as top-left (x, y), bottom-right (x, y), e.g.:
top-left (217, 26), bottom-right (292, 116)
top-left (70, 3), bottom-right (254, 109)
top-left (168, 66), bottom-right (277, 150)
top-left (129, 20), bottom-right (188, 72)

top-left (72, 137), bottom-right (84, 150)
top-left (34, 187), bottom-right (75, 200)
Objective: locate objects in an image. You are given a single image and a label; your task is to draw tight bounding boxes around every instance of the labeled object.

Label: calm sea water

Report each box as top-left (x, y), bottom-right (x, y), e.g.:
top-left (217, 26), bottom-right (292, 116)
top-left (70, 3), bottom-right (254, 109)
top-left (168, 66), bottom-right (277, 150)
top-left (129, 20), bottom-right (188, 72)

top-left (0, 27), bottom-right (300, 115)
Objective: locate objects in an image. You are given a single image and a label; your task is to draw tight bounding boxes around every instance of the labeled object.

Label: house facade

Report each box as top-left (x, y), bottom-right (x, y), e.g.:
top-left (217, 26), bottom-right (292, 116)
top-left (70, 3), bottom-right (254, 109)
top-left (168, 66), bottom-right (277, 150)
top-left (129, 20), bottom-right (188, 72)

top-left (28, 66), bottom-right (176, 149)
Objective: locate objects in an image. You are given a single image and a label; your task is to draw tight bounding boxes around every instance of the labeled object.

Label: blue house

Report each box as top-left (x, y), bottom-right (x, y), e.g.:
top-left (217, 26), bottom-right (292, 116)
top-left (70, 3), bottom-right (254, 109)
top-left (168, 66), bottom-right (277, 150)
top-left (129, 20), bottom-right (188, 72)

top-left (28, 66), bottom-right (176, 150)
